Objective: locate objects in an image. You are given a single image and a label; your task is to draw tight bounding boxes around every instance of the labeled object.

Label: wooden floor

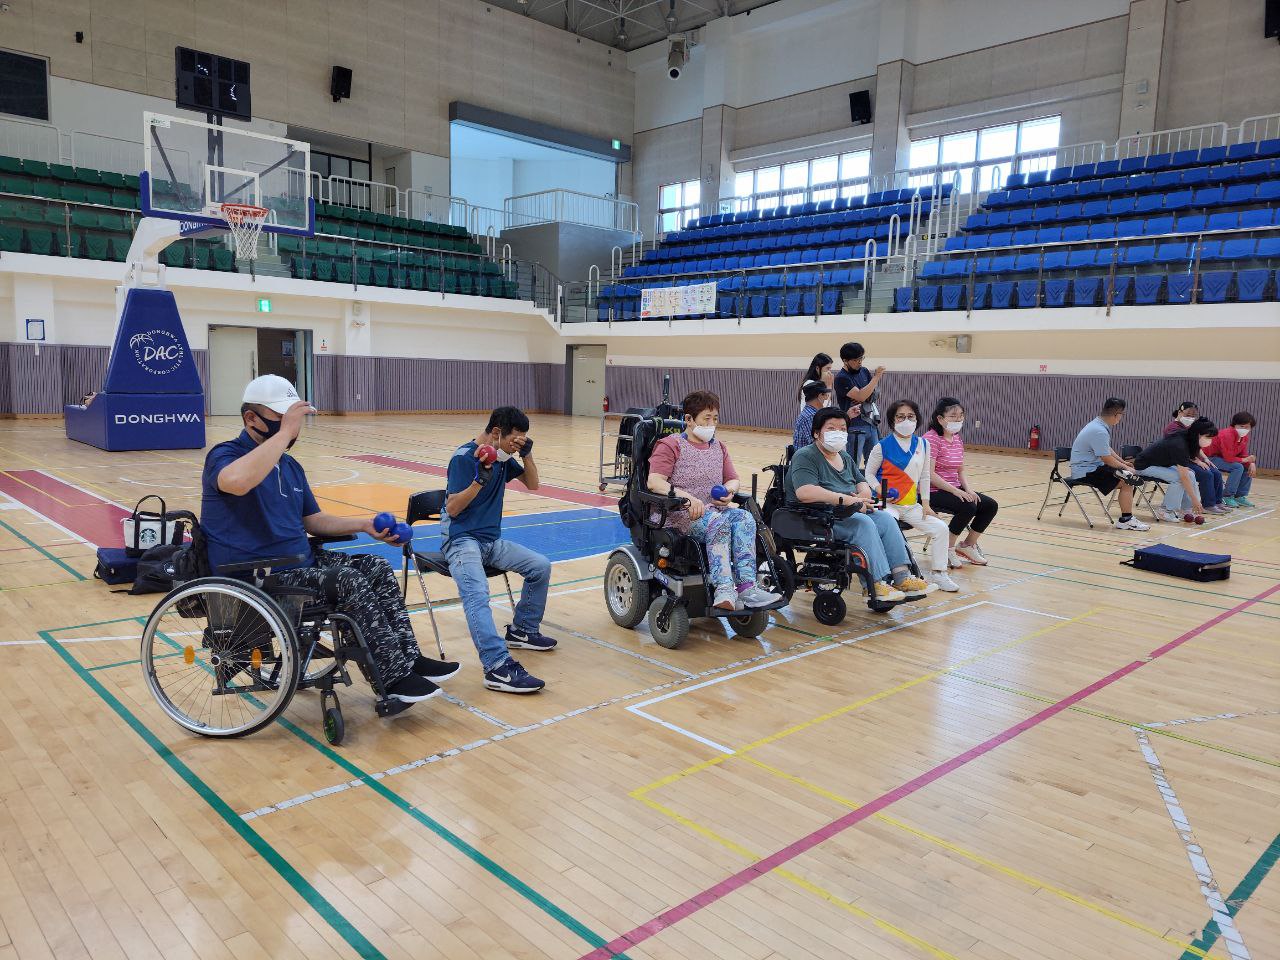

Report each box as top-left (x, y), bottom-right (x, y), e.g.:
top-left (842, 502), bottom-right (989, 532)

top-left (0, 412), bottom-right (1276, 960)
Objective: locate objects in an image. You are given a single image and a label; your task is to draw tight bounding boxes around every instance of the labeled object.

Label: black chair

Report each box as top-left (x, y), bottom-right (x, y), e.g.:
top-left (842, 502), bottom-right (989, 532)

top-left (1115, 443), bottom-right (1165, 520)
top-left (399, 489), bottom-right (516, 657)
top-left (1036, 445), bottom-right (1114, 528)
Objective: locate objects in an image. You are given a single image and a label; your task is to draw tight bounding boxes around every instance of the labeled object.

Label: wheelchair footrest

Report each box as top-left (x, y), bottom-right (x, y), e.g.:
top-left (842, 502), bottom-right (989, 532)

top-left (375, 697), bottom-right (413, 719)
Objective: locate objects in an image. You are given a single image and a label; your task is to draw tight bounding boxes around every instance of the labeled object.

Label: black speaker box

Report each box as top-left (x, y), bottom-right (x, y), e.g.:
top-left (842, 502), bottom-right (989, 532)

top-left (1267, 0), bottom-right (1280, 38)
top-left (849, 89), bottom-right (872, 125)
top-left (331, 66), bottom-right (353, 102)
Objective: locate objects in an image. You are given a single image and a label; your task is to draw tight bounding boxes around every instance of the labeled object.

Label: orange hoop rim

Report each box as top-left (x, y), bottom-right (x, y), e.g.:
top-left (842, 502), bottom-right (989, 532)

top-left (219, 202), bottom-right (269, 224)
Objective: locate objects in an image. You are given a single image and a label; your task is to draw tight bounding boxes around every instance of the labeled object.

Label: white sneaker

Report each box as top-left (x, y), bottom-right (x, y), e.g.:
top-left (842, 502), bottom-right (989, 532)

top-left (947, 549), bottom-right (966, 568)
top-left (739, 585), bottom-right (782, 608)
top-left (930, 570), bottom-right (959, 592)
top-left (1115, 516), bottom-right (1151, 531)
top-left (954, 543), bottom-right (988, 565)
top-left (1155, 507), bottom-right (1182, 523)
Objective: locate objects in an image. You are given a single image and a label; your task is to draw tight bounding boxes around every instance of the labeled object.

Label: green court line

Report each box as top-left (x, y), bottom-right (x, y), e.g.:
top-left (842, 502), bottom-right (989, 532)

top-left (1179, 831), bottom-right (1280, 960)
top-left (0, 516), bottom-right (85, 580)
top-left (39, 629), bottom-right (387, 959)
top-left (87, 649), bottom-right (183, 673)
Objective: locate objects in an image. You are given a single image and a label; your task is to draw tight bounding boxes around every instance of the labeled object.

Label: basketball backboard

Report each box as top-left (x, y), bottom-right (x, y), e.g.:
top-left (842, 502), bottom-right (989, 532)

top-left (141, 111), bottom-right (313, 237)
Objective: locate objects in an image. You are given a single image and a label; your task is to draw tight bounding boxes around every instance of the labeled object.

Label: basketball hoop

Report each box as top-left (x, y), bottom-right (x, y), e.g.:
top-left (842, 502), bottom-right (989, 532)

top-left (219, 202), bottom-right (269, 261)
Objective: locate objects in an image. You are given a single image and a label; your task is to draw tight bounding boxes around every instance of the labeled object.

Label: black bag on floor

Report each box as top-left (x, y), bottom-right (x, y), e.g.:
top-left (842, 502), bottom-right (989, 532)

top-left (94, 547), bottom-right (137, 586)
top-left (129, 544), bottom-right (186, 595)
top-left (1122, 543), bottom-right (1230, 582)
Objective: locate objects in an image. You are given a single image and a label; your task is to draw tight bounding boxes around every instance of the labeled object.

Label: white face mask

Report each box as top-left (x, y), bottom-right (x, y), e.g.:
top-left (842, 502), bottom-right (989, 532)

top-left (894, 419), bottom-right (917, 437)
top-left (821, 431), bottom-right (847, 452)
top-left (690, 424), bottom-right (716, 442)
top-left (1198, 437), bottom-right (1213, 449)
top-left (496, 447), bottom-right (513, 462)
top-left (1178, 416), bottom-right (1196, 427)
top-left (1236, 426), bottom-right (1251, 437)
top-left (944, 420), bottom-right (964, 434)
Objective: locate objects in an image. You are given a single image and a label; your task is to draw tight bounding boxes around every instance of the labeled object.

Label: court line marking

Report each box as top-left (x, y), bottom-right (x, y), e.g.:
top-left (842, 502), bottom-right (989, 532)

top-left (1180, 833), bottom-right (1280, 960)
top-left (1134, 729), bottom-right (1252, 959)
top-left (1187, 508), bottom-right (1276, 537)
top-left (1144, 708), bottom-right (1280, 729)
top-left (541, 620), bottom-right (697, 678)
top-left (576, 583), bottom-right (1280, 959)
top-left (0, 514), bottom-right (85, 580)
top-left (39, 630), bottom-right (388, 960)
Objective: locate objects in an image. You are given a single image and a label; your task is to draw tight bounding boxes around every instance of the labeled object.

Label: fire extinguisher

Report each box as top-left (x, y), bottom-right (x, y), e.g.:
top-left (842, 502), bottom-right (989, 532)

top-left (602, 394), bottom-right (610, 413)
top-left (1029, 424), bottom-right (1041, 450)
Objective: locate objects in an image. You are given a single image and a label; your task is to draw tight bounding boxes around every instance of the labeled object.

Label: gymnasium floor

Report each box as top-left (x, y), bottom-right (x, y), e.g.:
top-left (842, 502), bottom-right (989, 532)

top-left (0, 412), bottom-right (1276, 960)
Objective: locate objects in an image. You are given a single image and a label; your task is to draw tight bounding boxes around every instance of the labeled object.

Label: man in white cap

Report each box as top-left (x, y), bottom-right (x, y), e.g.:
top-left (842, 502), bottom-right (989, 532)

top-left (199, 375), bottom-right (458, 707)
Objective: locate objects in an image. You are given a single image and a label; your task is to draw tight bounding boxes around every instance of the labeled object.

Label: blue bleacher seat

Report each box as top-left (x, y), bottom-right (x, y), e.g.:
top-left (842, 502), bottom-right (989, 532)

top-left (1256, 180), bottom-right (1280, 202)
top-left (784, 292), bottom-right (804, 315)
top-left (1116, 218), bottom-right (1146, 238)
top-left (1153, 170), bottom-right (1182, 189)
top-left (1135, 194), bottom-right (1165, 214)
top-left (1094, 160), bottom-right (1121, 177)
top-left (987, 231), bottom-right (1013, 248)
top-left (1199, 271), bottom-right (1232, 303)
top-left (1198, 145), bottom-right (1227, 165)
top-left (1134, 273), bottom-right (1163, 304)
top-left (1042, 250), bottom-right (1069, 270)
top-left (942, 258), bottom-right (969, 278)
top-left (1236, 268), bottom-right (1271, 301)
top-left (1256, 138), bottom-right (1280, 158)
top-left (1169, 149), bottom-right (1199, 168)
top-left (1050, 182), bottom-right (1078, 200)
top-left (983, 191), bottom-right (1010, 207)
top-left (820, 289), bottom-right (839, 313)
top-left (1220, 238), bottom-right (1256, 260)
top-left (1004, 172), bottom-right (1026, 188)
top-left (1038, 226), bottom-right (1063, 243)
top-left (1255, 236), bottom-right (1280, 258)
top-left (970, 282), bottom-right (991, 309)
top-left (1066, 248), bottom-right (1096, 268)
top-left (1176, 214), bottom-right (1208, 233)
top-left (1088, 222), bottom-right (1117, 240)
top-left (1241, 160), bottom-right (1275, 180)
top-left (1208, 163), bottom-right (1240, 184)
top-left (990, 281), bottom-right (1015, 309)
top-left (973, 256), bottom-right (993, 274)
top-left (1071, 163), bottom-right (1097, 180)
top-left (1117, 157), bottom-right (1145, 174)
top-left (1012, 228), bottom-right (1038, 245)
top-left (1048, 166), bottom-right (1072, 182)
top-left (762, 274), bottom-right (785, 291)
top-left (1107, 197), bottom-right (1137, 216)
top-left (747, 295), bottom-right (766, 317)
top-left (1110, 275), bottom-right (1133, 306)
top-left (1167, 273), bottom-right (1194, 304)
top-left (1007, 208), bottom-right (1033, 227)
top-left (765, 294), bottom-right (784, 315)
top-left (1123, 245), bottom-right (1155, 266)
top-left (894, 287), bottom-right (914, 312)
top-left (1240, 208), bottom-right (1273, 229)
top-left (1043, 277), bottom-right (1070, 307)
top-left (1015, 279), bottom-right (1040, 307)
top-left (1076, 179), bottom-right (1103, 197)
top-left (1198, 240), bottom-right (1222, 260)
top-left (1226, 142), bottom-right (1257, 161)
top-left (1128, 173), bottom-right (1153, 193)
top-left (1031, 206), bottom-right (1059, 226)
top-left (716, 295), bottom-right (736, 318)
top-left (1193, 186), bottom-right (1224, 206)
top-left (1144, 153), bottom-right (1172, 171)
top-left (1163, 190), bottom-right (1194, 211)
top-left (943, 237), bottom-right (966, 251)
top-left (1072, 276), bottom-right (1102, 306)
top-left (1180, 167), bottom-right (1209, 188)
top-left (1056, 202), bottom-right (1083, 221)
top-left (1100, 176), bottom-right (1129, 194)
top-left (940, 284), bottom-right (966, 310)
top-left (1028, 185), bottom-right (1054, 202)
top-left (1223, 183), bottom-right (1257, 205)
top-left (990, 254), bottom-right (1017, 273)
top-left (1156, 242), bottom-right (1190, 264)
top-left (1062, 224), bottom-right (1089, 242)
top-left (1013, 253), bottom-right (1040, 272)
top-left (1026, 171), bottom-right (1048, 185)
top-left (1208, 210), bottom-right (1240, 232)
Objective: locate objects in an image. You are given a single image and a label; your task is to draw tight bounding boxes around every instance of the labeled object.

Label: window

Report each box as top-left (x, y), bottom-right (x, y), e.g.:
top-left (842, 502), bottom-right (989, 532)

top-left (658, 178), bottom-right (701, 232)
top-left (907, 115), bottom-right (1061, 192)
top-left (0, 50), bottom-right (50, 121)
top-left (732, 149), bottom-right (871, 210)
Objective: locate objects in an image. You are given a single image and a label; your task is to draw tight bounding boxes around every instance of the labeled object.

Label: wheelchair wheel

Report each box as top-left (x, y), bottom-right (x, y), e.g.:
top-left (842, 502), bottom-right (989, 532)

top-left (141, 577), bottom-right (302, 738)
top-left (322, 690), bottom-right (345, 746)
top-left (727, 609), bottom-right (769, 639)
top-left (757, 556), bottom-right (795, 599)
top-left (604, 553), bottom-right (650, 629)
top-left (647, 597), bottom-right (690, 649)
top-left (812, 590), bottom-right (847, 627)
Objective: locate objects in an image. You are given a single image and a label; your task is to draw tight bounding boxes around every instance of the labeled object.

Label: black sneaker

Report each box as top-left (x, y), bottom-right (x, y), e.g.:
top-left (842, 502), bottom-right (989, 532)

top-left (413, 655), bottom-right (461, 682)
top-left (483, 658), bottom-right (545, 694)
top-left (505, 625), bottom-right (558, 652)
top-left (386, 673), bottom-right (442, 703)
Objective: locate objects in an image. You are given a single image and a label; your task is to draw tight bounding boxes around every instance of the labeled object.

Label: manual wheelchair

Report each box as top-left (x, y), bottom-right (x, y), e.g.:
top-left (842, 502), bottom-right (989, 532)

top-left (141, 513), bottom-right (410, 746)
top-left (602, 416), bottom-right (795, 648)
top-left (760, 446), bottom-right (925, 625)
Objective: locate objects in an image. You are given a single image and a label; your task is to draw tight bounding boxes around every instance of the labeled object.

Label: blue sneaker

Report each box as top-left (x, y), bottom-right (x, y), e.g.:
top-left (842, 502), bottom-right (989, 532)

top-left (483, 658), bottom-right (545, 694)
top-left (505, 625), bottom-right (558, 652)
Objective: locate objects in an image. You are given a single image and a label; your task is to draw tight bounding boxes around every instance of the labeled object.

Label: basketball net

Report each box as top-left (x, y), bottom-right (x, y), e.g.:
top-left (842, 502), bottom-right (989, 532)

top-left (219, 202), bottom-right (268, 261)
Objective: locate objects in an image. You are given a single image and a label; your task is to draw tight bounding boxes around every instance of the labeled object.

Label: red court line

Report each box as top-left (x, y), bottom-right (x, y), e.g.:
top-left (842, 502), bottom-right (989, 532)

top-left (346, 454), bottom-right (616, 508)
top-left (0, 471), bottom-right (128, 547)
top-left (579, 581), bottom-right (1280, 960)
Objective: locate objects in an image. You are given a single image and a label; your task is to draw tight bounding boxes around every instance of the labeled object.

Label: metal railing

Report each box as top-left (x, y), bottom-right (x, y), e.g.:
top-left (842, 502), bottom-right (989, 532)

top-left (405, 189), bottom-right (469, 229)
top-left (320, 175), bottom-right (399, 216)
top-left (70, 131), bottom-right (152, 177)
top-left (1239, 112), bottom-right (1280, 145)
top-left (504, 189), bottom-right (640, 235)
top-left (0, 117), bottom-right (63, 165)
top-left (1112, 122), bottom-right (1229, 160)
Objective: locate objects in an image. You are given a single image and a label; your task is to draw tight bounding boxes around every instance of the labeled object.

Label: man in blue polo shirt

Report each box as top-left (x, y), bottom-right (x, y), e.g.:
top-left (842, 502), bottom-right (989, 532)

top-left (201, 375), bottom-right (459, 707)
top-left (442, 405), bottom-right (555, 694)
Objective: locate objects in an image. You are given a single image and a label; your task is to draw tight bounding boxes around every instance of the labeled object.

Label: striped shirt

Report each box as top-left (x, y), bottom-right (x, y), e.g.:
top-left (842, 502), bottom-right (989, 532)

top-left (792, 404), bottom-right (818, 449)
top-left (929, 431), bottom-right (965, 489)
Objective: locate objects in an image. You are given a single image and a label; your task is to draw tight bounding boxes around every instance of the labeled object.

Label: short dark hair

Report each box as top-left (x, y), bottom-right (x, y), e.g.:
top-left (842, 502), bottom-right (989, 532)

top-left (681, 390), bottom-right (720, 420)
top-left (885, 399), bottom-right (922, 427)
top-left (1184, 417), bottom-right (1217, 452)
top-left (1102, 397), bottom-right (1127, 415)
top-left (802, 381), bottom-right (831, 402)
top-left (1174, 400), bottom-right (1199, 417)
top-left (927, 396), bottom-right (963, 435)
top-left (486, 406), bottom-right (529, 436)
top-left (838, 342), bottom-right (865, 362)
top-left (811, 407), bottom-right (848, 436)
top-left (1230, 411), bottom-right (1256, 427)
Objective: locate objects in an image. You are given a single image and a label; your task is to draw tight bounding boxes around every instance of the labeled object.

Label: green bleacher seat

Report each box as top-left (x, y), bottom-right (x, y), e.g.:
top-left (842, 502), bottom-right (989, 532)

top-left (108, 235), bottom-right (129, 261)
top-left (49, 163), bottom-right (78, 182)
top-left (22, 160), bottom-right (51, 178)
top-left (354, 209), bottom-right (377, 224)
top-left (84, 186), bottom-right (112, 205)
top-left (42, 204), bottom-right (67, 225)
top-left (74, 168), bottom-right (102, 186)
top-left (191, 247), bottom-right (212, 270)
top-left (373, 228), bottom-right (394, 243)
top-left (355, 264), bottom-right (372, 285)
top-left (81, 234), bottom-right (111, 260)
top-left (313, 259), bottom-right (333, 282)
top-left (33, 181), bottom-right (62, 199)
top-left (0, 225), bottom-right (22, 252)
top-left (71, 209), bottom-right (99, 229)
top-left (407, 268), bottom-right (424, 290)
top-left (276, 235), bottom-right (302, 254)
top-left (483, 260), bottom-right (501, 274)
top-left (99, 171), bottom-right (128, 189)
top-left (163, 245), bottom-right (189, 268)
top-left (112, 189), bottom-right (139, 208)
top-left (442, 272), bottom-right (457, 293)
top-left (97, 212), bottom-right (127, 231)
top-left (371, 264), bottom-right (390, 286)
top-left (0, 156), bottom-right (24, 175)
top-left (334, 261), bottom-right (353, 284)
top-left (314, 239), bottom-right (337, 257)
top-left (14, 202), bottom-right (45, 224)
top-left (337, 222), bottom-right (358, 239)
top-left (26, 229), bottom-right (59, 256)
top-left (425, 271), bottom-right (441, 292)
top-left (212, 248), bottom-right (235, 271)
top-left (59, 184), bottom-right (86, 203)
top-left (121, 174), bottom-right (140, 191)
top-left (289, 256), bottom-right (311, 280)
top-left (0, 174), bottom-right (30, 194)
top-left (504, 279), bottom-right (518, 297)
top-left (355, 225), bottom-right (374, 241)
top-left (460, 274), bottom-right (477, 295)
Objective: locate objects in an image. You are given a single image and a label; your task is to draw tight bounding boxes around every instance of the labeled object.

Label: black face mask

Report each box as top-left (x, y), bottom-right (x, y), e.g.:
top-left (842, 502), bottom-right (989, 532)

top-left (252, 413), bottom-right (296, 449)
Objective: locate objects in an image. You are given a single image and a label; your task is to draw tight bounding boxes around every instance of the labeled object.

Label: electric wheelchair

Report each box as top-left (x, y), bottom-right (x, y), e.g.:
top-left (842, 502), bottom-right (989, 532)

top-left (760, 446), bottom-right (925, 625)
top-left (141, 512), bottom-right (410, 746)
top-left (603, 417), bottom-right (796, 648)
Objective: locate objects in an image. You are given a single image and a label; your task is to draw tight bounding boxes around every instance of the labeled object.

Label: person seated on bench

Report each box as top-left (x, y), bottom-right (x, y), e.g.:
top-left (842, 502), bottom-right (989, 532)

top-left (443, 406), bottom-right (556, 695)
top-left (1163, 402), bottom-right (1227, 515)
top-left (202, 375), bottom-right (458, 706)
top-left (1206, 412), bottom-right (1257, 508)
top-left (646, 390), bottom-right (782, 611)
top-left (792, 379), bottom-right (833, 450)
top-left (1136, 417), bottom-right (1217, 523)
top-left (864, 400), bottom-right (959, 592)
top-left (1068, 397), bottom-right (1150, 531)
top-left (784, 407), bottom-right (934, 604)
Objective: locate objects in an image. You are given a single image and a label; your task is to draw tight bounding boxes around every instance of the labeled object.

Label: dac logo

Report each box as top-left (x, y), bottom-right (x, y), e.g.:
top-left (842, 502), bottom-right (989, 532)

top-left (130, 329), bottom-right (185, 375)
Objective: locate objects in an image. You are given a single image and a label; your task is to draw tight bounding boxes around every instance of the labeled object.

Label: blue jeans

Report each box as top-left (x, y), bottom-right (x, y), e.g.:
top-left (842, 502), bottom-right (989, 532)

top-left (1190, 461), bottom-right (1223, 507)
top-left (846, 421), bottom-right (879, 469)
top-left (1139, 465), bottom-right (1190, 512)
top-left (832, 509), bottom-right (910, 581)
top-left (1210, 457), bottom-right (1252, 497)
top-left (442, 535), bottom-right (551, 671)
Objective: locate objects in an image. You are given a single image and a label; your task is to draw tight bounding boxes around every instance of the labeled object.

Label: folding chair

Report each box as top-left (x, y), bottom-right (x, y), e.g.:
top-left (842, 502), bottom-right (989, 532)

top-left (1105, 445), bottom-right (1163, 521)
top-left (1036, 446), bottom-right (1114, 528)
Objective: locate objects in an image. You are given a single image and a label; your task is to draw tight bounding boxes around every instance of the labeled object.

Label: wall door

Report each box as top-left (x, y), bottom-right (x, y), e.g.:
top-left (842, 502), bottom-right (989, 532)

top-left (208, 326), bottom-right (259, 416)
top-left (570, 344), bottom-right (606, 417)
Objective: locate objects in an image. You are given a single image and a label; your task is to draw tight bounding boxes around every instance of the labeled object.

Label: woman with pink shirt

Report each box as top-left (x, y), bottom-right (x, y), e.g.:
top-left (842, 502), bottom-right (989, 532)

top-left (925, 397), bottom-right (1000, 567)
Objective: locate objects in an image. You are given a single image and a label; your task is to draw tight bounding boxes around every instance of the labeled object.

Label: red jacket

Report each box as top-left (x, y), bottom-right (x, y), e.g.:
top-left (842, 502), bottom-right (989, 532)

top-left (1205, 428), bottom-right (1251, 463)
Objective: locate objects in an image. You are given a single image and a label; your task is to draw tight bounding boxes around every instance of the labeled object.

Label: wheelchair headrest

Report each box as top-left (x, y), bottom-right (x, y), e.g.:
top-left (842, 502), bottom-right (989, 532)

top-left (407, 489), bottom-right (447, 525)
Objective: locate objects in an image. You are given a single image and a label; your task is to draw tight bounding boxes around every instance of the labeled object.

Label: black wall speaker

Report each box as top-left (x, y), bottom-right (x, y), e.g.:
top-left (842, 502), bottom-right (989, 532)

top-left (1267, 0), bottom-right (1280, 38)
top-left (330, 66), bottom-right (353, 102)
top-left (849, 89), bottom-right (872, 125)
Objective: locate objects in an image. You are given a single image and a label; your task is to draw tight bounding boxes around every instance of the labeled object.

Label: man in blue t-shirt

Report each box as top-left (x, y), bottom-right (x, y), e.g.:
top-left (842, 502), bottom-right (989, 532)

top-left (201, 375), bottom-right (459, 707)
top-left (442, 405), bottom-right (555, 694)
top-left (833, 341), bottom-right (885, 468)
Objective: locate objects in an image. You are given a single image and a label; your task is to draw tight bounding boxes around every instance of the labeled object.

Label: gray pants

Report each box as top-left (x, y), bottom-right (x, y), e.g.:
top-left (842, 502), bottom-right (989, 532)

top-left (273, 551), bottom-right (420, 687)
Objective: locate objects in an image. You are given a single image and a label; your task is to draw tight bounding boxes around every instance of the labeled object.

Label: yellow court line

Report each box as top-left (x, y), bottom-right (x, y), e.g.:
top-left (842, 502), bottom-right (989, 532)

top-left (635, 794), bottom-right (962, 960)
top-left (633, 608), bottom-right (1098, 799)
top-left (0, 470), bottom-right (80, 508)
top-left (740, 756), bottom-right (1223, 960)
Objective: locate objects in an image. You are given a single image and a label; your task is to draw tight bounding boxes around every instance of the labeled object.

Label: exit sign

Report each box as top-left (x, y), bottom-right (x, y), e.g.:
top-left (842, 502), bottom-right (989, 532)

top-left (612, 139), bottom-right (621, 150)
top-left (256, 298), bottom-right (272, 313)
